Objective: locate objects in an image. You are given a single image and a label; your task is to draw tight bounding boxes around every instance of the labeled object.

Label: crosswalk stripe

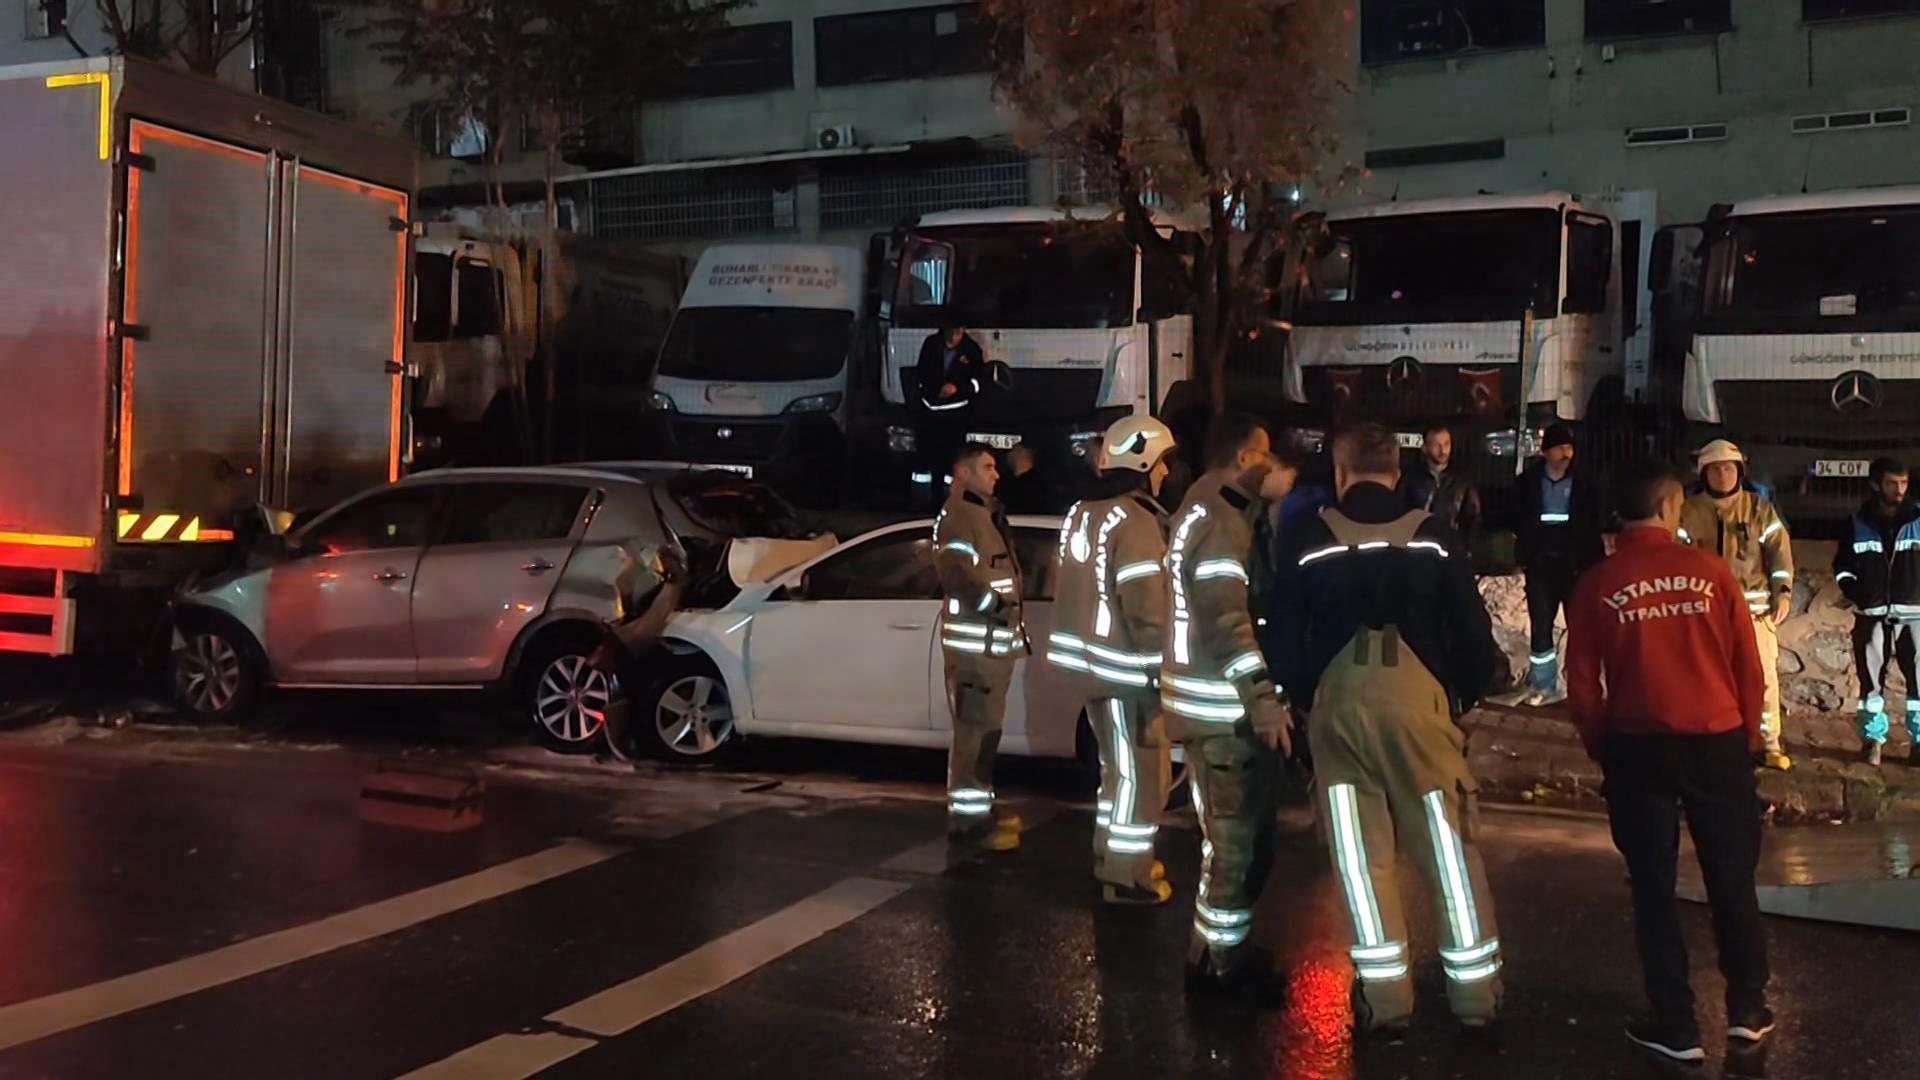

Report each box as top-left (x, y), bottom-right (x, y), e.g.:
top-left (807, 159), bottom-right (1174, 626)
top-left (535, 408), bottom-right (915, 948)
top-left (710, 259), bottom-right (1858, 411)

top-left (0, 839), bottom-right (622, 1052)
top-left (400, 876), bottom-right (909, 1079)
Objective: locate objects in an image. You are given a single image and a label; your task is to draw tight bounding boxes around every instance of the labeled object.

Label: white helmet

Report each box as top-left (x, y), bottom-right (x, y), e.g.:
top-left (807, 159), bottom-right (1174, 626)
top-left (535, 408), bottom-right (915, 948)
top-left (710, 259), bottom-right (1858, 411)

top-left (1101, 415), bottom-right (1176, 474)
top-left (1695, 438), bottom-right (1747, 469)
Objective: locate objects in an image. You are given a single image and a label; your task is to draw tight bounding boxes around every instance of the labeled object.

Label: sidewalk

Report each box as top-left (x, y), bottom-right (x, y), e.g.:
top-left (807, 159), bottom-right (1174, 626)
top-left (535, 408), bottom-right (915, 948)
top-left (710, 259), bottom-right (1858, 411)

top-left (1461, 702), bottom-right (1920, 824)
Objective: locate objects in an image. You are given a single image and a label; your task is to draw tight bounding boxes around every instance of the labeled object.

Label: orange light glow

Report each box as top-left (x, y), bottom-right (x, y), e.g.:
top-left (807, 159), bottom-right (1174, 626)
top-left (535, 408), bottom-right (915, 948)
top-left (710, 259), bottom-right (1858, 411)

top-left (0, 531), bottom-right (94, 549)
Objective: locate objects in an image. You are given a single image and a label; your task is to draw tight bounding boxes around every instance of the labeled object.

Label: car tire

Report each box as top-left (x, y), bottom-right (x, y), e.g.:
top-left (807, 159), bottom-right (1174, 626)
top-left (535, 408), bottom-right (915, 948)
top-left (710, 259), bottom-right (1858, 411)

top-left (636, 656), bottom-right (737, 763)
top-left (171, 616), bottom-right (263, 723)
top-left (524, 633), bottom-right (616, 753)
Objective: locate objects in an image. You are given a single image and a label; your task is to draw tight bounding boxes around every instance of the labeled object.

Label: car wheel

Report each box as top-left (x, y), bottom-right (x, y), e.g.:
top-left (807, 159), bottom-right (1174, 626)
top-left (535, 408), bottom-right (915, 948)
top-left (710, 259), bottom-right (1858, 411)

top-left (172, 620), bottom-right (262, 722)
top-left (527, 639), bottom-right (616, 752)
top-left (638, 658), bottom-right (736, 762)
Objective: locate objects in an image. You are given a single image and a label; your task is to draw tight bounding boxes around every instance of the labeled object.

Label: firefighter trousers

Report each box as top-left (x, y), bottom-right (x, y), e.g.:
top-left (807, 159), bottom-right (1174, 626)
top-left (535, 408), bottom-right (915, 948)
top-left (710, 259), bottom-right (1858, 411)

top-left (1183, 731), bottom-right (1279, 972)
top-left (1089, 696), bottom-right (1170, 888)
top-left (1312, 628), bottom-right (1502, 1027)
top-left (1751, 614), bottom-right (1784, 755)
top-left (946, 658), bottom-right (1011, 835)
top-left (1851, 617), bottom-right (1919, 746)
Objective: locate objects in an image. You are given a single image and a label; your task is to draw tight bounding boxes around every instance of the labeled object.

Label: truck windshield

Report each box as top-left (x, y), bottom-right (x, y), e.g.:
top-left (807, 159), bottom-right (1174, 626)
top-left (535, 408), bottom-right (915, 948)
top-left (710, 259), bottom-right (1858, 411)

top-left (1704, 207), bottom-right (1920, 329)
top-left (656, 307), bottom-right (854, 382)
top-left (895, 225), bottom-right (1135, 330)
top-left (1295, 209), bottom-right (1560, 325)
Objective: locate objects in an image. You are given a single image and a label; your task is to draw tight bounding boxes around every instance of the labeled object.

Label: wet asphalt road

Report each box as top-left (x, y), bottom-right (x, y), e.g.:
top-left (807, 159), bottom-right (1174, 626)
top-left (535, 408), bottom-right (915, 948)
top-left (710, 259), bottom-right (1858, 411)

top-left (0, 702), bottom-right (1913, 1079)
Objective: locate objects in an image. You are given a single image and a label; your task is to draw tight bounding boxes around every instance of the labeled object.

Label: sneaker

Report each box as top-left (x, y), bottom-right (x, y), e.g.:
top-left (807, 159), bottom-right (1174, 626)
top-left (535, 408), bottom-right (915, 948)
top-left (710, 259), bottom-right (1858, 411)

top-left (1727, 1006), bottom-right (1776, 1044)
top-left (1535, 687), bottom-right (1568, 706)
top-left (1626, 1017), bottom-right (1706, 1063)
top-left (1866, 741), bottom-right (1884, 767)
top-left (1102, 879), bottom-right (1173, 905)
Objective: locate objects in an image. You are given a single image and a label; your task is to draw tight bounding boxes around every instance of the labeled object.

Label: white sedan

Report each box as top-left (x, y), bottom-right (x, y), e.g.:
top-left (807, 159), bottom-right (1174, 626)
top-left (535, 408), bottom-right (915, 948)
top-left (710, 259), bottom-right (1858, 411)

top-left (629, 515), bottom-right (1094, 763)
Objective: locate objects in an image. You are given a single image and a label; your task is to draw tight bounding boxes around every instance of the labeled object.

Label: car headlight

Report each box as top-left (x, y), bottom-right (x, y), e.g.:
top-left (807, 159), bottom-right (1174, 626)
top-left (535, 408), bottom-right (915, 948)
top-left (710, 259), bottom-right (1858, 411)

top-left (648, 391), bottom-right (676, 412)
top-left (1484, 428), bottom-right (1545, 457)
top-left (887, 424), bottom-right (917, 454)
top-left (783, 392), bottom-right (843, 415)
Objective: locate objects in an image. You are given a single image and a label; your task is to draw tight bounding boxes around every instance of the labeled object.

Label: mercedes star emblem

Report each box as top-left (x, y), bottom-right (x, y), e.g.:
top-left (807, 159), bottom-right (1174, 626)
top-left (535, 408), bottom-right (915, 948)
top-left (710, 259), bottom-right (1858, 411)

top-left (1386, 355), bottom-right (1423, 394)
top-left (1830, 370), bottom-right (1882, 414)
top-left (716, 426), bottom-right (735, 440)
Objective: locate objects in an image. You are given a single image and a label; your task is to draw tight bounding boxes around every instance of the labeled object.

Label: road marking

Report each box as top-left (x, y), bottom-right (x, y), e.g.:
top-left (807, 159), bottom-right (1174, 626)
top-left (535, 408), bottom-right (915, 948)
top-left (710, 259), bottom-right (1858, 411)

top-left (0, 839), bottom-right (622, 1052)
top-left (401, 876), bottom-right (908, 1079)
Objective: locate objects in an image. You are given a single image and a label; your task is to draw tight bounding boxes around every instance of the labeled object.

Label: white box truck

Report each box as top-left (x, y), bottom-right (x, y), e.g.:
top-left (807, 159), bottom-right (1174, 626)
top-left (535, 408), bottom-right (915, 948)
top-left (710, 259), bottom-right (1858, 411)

top-left (0, 57), bottom-right (416, 656)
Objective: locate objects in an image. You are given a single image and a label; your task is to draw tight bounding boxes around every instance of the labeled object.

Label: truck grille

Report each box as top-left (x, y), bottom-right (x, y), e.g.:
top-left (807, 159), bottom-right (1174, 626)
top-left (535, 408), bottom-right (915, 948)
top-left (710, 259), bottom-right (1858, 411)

top-left (1713, 380), bottom-right (1920, 449)
top-left (668, 419), bottom-right (785, 462)
top-left (1302, 364), bottom-right (1520, 425)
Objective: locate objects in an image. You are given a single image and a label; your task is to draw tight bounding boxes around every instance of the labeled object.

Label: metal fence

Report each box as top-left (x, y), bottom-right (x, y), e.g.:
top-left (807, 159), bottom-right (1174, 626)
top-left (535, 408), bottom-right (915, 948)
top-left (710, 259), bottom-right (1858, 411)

top-left (585, 166), bottom-right (798, 242)
top-left (818, 151), bottom-right (1030, 229)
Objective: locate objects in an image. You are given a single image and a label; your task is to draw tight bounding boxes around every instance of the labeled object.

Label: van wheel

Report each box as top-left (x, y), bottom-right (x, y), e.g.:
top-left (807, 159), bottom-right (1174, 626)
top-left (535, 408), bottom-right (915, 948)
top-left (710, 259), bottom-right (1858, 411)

top-left (172, 619), bottom-right (262, 723)
top-left (525, 635), bottom-right (615, 752)
top-left (637, 656), bottom-right (737, 762)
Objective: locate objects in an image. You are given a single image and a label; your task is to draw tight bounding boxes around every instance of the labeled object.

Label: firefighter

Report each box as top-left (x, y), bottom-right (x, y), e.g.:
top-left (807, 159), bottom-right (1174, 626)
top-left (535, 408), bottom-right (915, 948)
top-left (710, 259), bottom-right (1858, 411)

top-left (1046, 416), bottom-right (1179, 903)
top-left (1160, 414), bottom-right (1292, 993)
top-left (934, 442), bottom-right (1027, 850)
top-left (1834, 457), bottom-right (1920, 767)
top-left (1680, 439), bottom-right (1795, 771)
top-left (1513, 422), bottom-right (1605, 704)
top-left (1567, 458), bottom-right (1772, 1063)
top-left (1273, 423), bottom-right (1504, 1032)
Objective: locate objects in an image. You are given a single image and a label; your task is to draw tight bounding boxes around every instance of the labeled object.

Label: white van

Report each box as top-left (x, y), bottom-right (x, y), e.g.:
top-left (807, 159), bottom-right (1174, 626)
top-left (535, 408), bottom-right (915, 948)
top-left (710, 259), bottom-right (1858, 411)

top-left (645, 244), bottom-right (867, 499)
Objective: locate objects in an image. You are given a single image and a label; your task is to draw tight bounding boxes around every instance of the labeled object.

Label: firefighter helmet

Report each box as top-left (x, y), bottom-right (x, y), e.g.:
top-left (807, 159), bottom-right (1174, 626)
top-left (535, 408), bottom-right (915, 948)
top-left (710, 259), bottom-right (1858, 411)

top-left (1695, 438), bottom-right (1747, 469)
top-left (1101, 416), bottom-right (1176, 474)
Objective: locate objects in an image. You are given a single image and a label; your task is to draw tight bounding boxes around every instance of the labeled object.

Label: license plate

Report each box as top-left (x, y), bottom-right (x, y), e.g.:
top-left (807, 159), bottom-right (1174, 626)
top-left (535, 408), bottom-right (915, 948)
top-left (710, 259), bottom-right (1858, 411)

top-left (704, 463), bottom-right (754, 478)
top-left (968, 432), bottom-right (1022, 450)
top-left (1396, 431), bottom-right (1425, 449)
top-left (1809, 459), bottom-right (1870, 479)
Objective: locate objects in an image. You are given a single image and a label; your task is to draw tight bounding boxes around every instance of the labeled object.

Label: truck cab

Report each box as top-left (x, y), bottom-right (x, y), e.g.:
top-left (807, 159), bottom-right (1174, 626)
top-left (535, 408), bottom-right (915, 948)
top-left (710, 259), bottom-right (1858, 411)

top-left (878, 207), bottom-right (1197, 490)
top-left (643, 244), bottom-right (865, 504)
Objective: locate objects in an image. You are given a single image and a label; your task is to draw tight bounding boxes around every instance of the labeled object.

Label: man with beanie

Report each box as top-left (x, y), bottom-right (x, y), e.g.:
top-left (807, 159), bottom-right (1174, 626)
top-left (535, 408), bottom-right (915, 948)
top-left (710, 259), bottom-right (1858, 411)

top-left (1680, 439), bottom-right (1795, 772)
top-left (1833, 457), bottom-right (1920, 766)
top-left (1514, 422), bottom-right (1606, 704)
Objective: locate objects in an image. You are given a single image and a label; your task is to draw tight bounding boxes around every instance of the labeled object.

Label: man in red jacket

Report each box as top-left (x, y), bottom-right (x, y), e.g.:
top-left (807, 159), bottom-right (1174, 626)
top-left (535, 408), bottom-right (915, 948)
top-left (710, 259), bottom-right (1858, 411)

top-left (1566, 458), bottom-right (1772, 1065)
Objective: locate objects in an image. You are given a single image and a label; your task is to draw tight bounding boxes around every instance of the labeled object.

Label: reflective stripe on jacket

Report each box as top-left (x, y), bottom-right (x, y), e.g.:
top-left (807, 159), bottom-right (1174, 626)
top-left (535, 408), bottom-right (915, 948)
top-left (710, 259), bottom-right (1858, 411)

top-left (1160, 475), bottom-right (1274, 738)
top-left (1046, 489), bottom-right (1170, 700)
top-left (934, 490), bottom-right (1025, 660)
top-left (1833, 498), bottom-right (1920, 619)
top-left (1678, 490), bottom-right (1792, 616)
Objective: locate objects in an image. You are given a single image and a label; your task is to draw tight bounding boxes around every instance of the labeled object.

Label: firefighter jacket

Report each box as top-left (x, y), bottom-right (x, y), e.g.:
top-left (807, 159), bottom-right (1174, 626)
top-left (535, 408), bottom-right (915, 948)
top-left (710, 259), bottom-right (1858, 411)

top-left (1679, 490), bottom-right (1793, 618)
top-left (934, 489), bottom-right (1025, 664)
top-left (1045, 486), bottom-right (1170, 705)
top-left (1272, 482), bottom-right (1501, 717)
top-left (1834, 498), bottom-right (1920, 620)
top-left (1160, 474), bottom-right (1286, 741)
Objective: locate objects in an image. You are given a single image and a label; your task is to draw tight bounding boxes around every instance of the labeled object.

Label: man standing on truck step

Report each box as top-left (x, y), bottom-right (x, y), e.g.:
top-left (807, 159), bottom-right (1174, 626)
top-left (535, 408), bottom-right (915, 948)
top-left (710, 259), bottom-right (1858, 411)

top-left (1514, 422), bottom-right (1605, 705)
top-left (915, 326), bottom-right (989, 500)
top-left (1161, 414), bottom-right (1293, 996)
top-left (1834, 457), bottom-right (1920, 767)
top-left (1567, 458), bottom-right (1772, 1064)
top-left (1398, 422), bottom-right (1481, 554)
top-left (1680, 439), bottom-right (1795, 772)
top-left (1273, 423), bottom-right (1504, 1034)
top-left (1047, 416), bottom-right (1179, 903)
top-left (934, 443), bottom-right (1027, 851)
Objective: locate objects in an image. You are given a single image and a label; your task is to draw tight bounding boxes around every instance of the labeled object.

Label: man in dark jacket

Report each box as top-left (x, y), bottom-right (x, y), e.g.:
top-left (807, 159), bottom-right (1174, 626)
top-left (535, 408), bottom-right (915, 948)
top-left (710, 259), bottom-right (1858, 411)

top-left (914, 327), bottom-right (989, 500)
top-left (1835, 457), bottom-right (1920, 766)
top-left (1272, 423), bottom-right (1504, 1033)
top-left (1398, 422), bottom-right (1481, 551)
top-left (1514, 422), bottom-right (1606, 704)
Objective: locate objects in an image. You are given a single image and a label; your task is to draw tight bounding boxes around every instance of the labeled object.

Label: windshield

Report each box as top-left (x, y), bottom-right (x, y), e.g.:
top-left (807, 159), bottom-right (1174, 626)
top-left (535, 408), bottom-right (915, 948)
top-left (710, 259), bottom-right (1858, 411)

top-left (656, 307), bottom-right (854, 382)
top-left (894, 224), bottom-right (1135, 330)
top-left (1704, 207), bottom-right (1920, 330)
top-left (1296, 209), bottom-right (1560, 325)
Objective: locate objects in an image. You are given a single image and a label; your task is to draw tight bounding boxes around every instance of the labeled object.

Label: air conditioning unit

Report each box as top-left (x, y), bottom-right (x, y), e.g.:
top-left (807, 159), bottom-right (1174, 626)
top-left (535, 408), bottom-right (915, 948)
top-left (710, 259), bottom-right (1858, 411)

top-left (815, 123), bottom-right (856, 152)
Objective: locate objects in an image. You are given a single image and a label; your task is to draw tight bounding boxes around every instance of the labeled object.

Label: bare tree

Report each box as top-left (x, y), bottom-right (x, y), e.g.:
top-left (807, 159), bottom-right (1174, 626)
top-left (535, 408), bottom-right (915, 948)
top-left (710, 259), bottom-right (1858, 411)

top-left (92, 0), bottom-right (257, 76)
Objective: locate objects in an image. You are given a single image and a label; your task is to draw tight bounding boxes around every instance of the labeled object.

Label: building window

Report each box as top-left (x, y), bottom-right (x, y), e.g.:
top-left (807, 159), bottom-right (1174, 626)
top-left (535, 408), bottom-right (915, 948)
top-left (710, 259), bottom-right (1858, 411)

top-left (1791, 107), bottom-right (1910, 133)
top-left (1360, 1), bottom-right (1545, 64)
top-left (815, 4), bottom-right (994, 88)
top-left (411, 103), bottom-right (489, 160)
top-left (1624, 122), bottom-right (1728, 147)
top-left (1804, 0), bottom-right (1920, 21)
top-left (673, 22), bottom-right (793, 97)
top-left (25, 0), bottom-right (65, 38)
top-left (588, 167), bottom-right (798, 242)
top-left (1586, 0), bottom-right (1730, 39)
top-left (819, 151), bottom-right (1028, 229)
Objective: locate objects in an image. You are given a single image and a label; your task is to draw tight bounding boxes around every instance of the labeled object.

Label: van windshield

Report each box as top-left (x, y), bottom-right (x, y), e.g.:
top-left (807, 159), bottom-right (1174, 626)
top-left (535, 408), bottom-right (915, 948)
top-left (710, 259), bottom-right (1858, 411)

top-left (656, 307), bottom-right (854, 382)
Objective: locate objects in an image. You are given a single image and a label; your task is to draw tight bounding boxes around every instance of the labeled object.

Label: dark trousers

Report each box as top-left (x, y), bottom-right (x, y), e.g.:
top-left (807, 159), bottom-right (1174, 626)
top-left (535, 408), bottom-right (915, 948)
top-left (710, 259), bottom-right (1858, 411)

top-left (1852, 616), bottom-right (1918, 704)
top-left (1602, 731), bottom-right (1769, 1027)
top-left (1524, 559), bottom-right (1577, 656)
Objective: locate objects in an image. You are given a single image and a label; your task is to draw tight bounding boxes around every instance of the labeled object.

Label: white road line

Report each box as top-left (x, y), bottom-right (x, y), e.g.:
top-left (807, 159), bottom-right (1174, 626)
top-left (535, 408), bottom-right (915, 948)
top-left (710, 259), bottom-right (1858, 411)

top-left (0, 839), bottom-right (622, 1052)
top-left (401, 876), bottom-right (908, 1080)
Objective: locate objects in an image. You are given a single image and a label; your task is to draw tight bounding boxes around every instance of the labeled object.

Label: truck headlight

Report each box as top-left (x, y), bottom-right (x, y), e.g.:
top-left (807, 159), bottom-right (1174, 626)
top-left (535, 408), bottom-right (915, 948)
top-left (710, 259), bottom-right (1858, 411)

top-left (887, 424), bottom-right (917, 454)
top-left (1485, 428), bottom-right (1546, 458)
top-left (783, 392), bottom-right (843, 415)
top-left (648, 391), bottom-right (676, 412)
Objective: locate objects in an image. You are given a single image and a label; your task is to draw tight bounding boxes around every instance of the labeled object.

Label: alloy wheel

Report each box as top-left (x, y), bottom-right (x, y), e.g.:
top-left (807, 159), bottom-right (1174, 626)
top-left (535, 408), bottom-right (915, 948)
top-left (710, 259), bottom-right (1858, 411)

top-left (535, 654), bottom-right (613, 744)
top-left (654, 674), bottom-right (735, 757)
top-left (177, 633), bottom-right (242, 716)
